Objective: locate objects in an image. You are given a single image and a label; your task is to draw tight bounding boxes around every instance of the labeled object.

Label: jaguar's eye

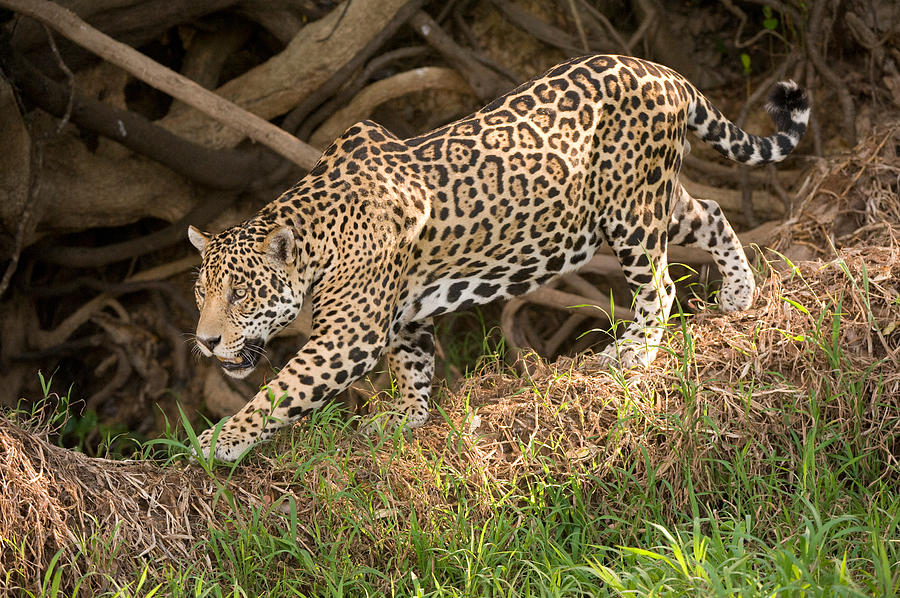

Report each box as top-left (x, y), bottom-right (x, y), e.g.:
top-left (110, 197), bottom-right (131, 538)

top-left (231, 288), bottom-right (248, 302)
top-left (196, 285), bottom-right (206, 299)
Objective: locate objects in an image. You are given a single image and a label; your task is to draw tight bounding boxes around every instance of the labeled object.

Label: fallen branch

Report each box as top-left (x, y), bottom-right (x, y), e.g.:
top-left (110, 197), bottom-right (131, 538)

top-left (21, 132), bottom-right (199, 239)
top-left (0, 35), bottom-right (275, 190)
top-left (293, 45), bottom-right (430, 141)
top-left (501, 215), bottom-right (782, 358)
top-left (501, 283), bottom-right (633, 358)
top-left (518, 287), bottom-right (634, 321)
top-left (804, 0), bottom-right (856, 146)
top-left (159, 0), bottom-right (422, 150)
top-left (26, 258), bottom-right (205, 352)
top-left (0, 76), bottom-right (33, 299)
top-left (12, 0), bottom-right (240, 69)
top-left (409, 10), bottom-right (511, 102)
top-left (0, 0), bottom-right (321, 169)
top-left (566, 0), bottom-right (589, 52)
top-left (632, 0), bottom-right (709, 86)
top-left (450, 7), bottom-right (522, 83)
top-left (203, 365), bottom-right (249, 419)
top-left (680, 175), bottom-right (785, 226)
top-left (234, 0), bottom-right (314, 46)
top-left (490, 0), bottom-right (584, 55)
top-left (684, 154), bottom-right (800, 189)
top-left (626, 0), bottom-right (656, 55)
top-left (30, 278), bottom-right (197, 320)
top-left (279, 2), bottom-right (427, 138)
top-left (35, 192), bottom-right (239, 268)
top-left (718, 0), bottom-right (789, 50)
top-left (544, 313), bottom-right (590, 357)
top-left (167, 23), bottom-right (253, 116)
top-left (576, 0), bottom-right (629, 53)
top-left (85, 345), bottom-right (132, 411)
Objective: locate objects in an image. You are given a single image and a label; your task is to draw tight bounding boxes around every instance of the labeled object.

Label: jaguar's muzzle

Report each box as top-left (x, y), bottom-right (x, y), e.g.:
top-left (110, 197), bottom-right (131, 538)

top-left (216, 338), bottom-right (265, 375)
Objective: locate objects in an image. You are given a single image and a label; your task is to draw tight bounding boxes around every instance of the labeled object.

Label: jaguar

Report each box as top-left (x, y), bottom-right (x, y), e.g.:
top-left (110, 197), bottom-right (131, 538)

top-left (187, 54), bottom-right (808, 461)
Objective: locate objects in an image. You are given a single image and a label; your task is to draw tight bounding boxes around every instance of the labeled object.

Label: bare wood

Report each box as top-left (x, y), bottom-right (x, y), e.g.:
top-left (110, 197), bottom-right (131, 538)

top-left (684, 154), bottom-right (800, 189)
top-left (805, 0), bottom-right (855, 146)
top-left (556, 273), bottom-right (609, 302)
top-left (35, 185), bottom-right (238, 267)
top-left (128, 256), bottom-right (201, 283)
top-left (566, 0), bottom-right (589, 52)
top-left (501, 213), bottom-right (782, 357)
top-left (309, 68), bottom-right (474, 148)
top-left (490, 0), bottom-right (584, 55)
top-left (160, 0), bottom-right (421, 149)
top-left (523, 287), bottom-right (635, 321)
top-left (737, 220), bottom-right (781, 249)
top-left (168, 25), bottom-right (253, 117)
top-left (280, 10), bottom-right (427, 144)
top-left (449, 8), bottom-right (522, 84)
top-left (0, 77), bottom-right (32, 297)
top-left (0, 0), bottom-right (322, 169)
top-left (680, 175), bottom-right (785, 224)
top-left (501, 298), bottom-right (535, 354)
top-left (12, 0), bottom-right (239, 58)
top-left (544, 313), bottom-right (590, 356)
top-left (293, 46), bottom-right (430, 140)
top-left (235, 0), bottom-right (307, 46)
top-left (30, 253), bottom-right (206, 351)
top-left (31, 294), bottom-right (114, 350)
top-left (501, 286), bottom-right (633, 356)
top-left (24, 134), bottom-right (195, 238)
top-left (203, 366), bottom-right (249, 418)
top-left (0, 38), bottom-right (272, 190)
top-left (409, 10), bottom-right (509, 102)
top-left (576, 0), bottom-right (629, 53)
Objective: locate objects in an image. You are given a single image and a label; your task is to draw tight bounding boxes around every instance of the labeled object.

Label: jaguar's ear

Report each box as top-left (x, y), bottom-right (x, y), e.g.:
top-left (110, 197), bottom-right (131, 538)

top-left (188, 225), bottom-right (210, 254)
top-left (264, 226), bottom-right (296, 266)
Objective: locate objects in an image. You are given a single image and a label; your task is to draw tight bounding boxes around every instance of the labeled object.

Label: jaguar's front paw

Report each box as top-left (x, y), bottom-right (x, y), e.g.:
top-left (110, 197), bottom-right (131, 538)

top-left (717, 278), bottom-right (755, 312)
top-left (360, 409), bottom-right (428, 437)
top-left (360, 412), bottom-right (402, 437)
top-left (193, 427), bottom-right (215, 461)
top-left (192, 424), bottom-right (256, 462)
top-left (598, 341), bottom-right (653, 370)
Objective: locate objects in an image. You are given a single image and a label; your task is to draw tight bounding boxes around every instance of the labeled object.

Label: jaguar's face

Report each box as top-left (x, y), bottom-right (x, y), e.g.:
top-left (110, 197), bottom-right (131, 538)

top-left (188, 224), bottom-right (304, 379)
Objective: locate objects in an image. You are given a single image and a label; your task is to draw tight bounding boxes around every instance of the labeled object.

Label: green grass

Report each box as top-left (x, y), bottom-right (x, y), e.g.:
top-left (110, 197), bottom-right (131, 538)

top-left (27, 382), bottom-right (898, 597)
top-left (8, 264), bottom-right (900, 597)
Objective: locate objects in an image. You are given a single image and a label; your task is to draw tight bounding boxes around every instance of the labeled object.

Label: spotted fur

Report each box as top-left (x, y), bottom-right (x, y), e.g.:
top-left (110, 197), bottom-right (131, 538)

top-left (187, 55), bottom-right (809, 461)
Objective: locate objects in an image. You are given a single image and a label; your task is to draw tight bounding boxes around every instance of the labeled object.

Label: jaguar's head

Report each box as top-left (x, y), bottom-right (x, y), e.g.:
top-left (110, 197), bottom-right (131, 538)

top-left (188, 222), bottom-right (305, 379)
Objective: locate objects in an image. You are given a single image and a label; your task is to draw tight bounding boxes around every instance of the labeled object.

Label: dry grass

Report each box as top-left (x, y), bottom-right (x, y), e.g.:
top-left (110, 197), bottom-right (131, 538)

top-left (777, 119), bottom-right (900, 257)
top-left (0, 418), bottom-right (211, 589)
top-left (2, 123), bottom-right (899, 594)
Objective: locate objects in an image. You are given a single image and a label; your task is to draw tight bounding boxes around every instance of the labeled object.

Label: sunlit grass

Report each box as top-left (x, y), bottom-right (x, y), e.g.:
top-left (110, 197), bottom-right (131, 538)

top-left (6, 261), bottom-right (899, 597)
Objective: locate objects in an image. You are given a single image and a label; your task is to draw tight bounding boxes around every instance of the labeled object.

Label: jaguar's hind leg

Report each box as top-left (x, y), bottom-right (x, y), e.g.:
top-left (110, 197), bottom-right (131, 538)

top-left (600, 212), bottom-right (677, 369)
top-left (367, 318), bottom-right (434, 431)
top-left (669, 184), bottom-right (755, 312)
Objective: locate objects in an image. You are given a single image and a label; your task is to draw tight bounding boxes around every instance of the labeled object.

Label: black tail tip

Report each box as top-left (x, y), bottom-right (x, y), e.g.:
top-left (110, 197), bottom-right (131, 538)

top-left (766, 80), bottom-right (810, 130)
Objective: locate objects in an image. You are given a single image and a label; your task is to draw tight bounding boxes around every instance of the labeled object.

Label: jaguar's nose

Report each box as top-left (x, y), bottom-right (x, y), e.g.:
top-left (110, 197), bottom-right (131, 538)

top-left (197, 335), bottom-right (221, 351)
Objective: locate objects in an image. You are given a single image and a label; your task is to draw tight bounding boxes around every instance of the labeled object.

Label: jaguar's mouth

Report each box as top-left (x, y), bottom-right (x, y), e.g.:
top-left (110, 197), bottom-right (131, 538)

top-left (216, 338), bottom-right (265, 377)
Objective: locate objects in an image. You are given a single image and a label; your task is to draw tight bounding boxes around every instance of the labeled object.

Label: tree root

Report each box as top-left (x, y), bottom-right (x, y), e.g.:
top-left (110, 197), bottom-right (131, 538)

top-left (34, 192), bottom-right (239, 268)
top-left (410, 9), bottom-right (510, 101)
top-left (0, 0), bottom-right (322, 168)
top-left (157, 0), bottom-right (422, 151)
top-left (0, 34), bottom-right (277, 190)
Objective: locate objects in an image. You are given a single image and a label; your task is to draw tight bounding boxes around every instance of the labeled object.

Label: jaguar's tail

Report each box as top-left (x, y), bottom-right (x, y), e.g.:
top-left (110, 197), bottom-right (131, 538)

top-left (688, 81), bottom-right (809, 166)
